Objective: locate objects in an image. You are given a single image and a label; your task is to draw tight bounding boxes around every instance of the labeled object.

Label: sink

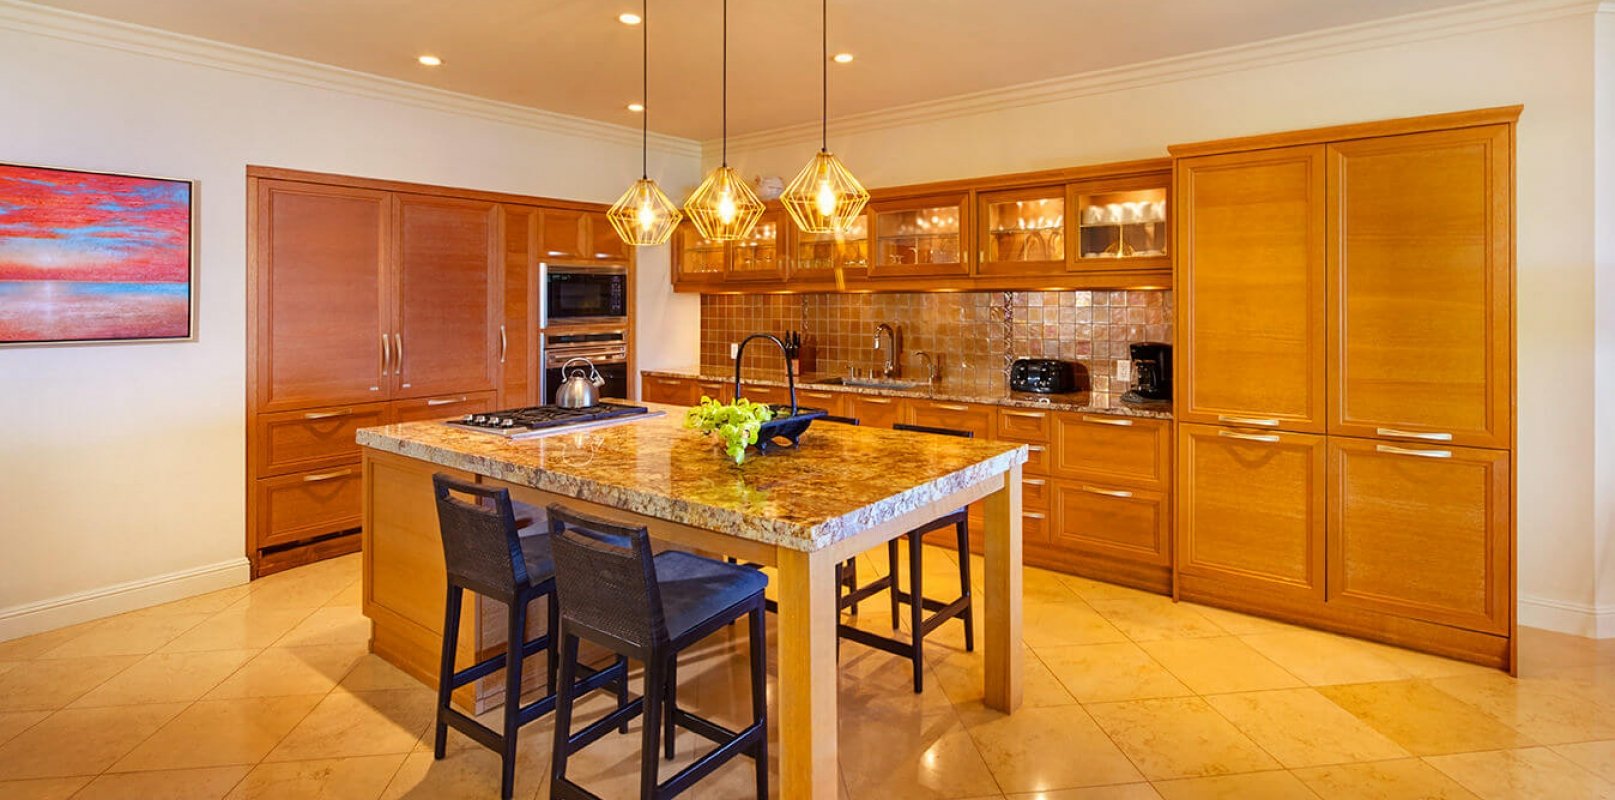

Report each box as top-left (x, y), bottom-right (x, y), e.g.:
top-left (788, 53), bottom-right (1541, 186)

top-left (815, 376), bottom-right (928, 391)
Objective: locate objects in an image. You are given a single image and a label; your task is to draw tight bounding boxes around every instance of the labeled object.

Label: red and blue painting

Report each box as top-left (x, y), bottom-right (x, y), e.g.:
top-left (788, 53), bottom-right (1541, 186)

top-left (0, 163), bottom-right (194, 345)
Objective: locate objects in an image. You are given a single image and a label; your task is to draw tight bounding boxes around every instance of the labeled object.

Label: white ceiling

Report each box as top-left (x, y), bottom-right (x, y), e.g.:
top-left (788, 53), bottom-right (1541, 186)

top-left (33, 0), bottom-right (1482, 141)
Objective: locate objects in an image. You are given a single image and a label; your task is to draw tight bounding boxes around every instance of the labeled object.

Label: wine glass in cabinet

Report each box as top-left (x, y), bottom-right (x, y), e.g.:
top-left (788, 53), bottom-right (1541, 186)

top-left (977, 185), bottom-right (1066, 276)
top-left (868, 193), bottom-right (970, 278)
top-left (1070, 175), bottom-right (1170, 272)
top-left (789, 212), bottom-right (868, 286)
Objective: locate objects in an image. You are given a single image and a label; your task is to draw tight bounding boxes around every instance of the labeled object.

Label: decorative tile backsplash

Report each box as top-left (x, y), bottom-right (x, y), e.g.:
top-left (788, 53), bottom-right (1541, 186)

top-left (700, 290), bottom-right (1172, 395)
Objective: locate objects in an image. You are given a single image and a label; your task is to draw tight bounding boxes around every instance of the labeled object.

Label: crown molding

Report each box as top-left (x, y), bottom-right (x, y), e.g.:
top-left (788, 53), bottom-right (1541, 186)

top-left (0, 0), bottom-right (702, 161)
top-left (722, 0), bottom-right (1600, 155)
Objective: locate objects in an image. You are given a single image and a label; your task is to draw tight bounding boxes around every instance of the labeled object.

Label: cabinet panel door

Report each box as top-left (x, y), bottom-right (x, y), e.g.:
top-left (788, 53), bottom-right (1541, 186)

top-left (868, 193), bottom-right (970, 278)
top-left (540, 209), bottom-right (586, 260)
top-left (795, 389), bottom-right (846, 417)
top-left (848, 395), bottom-right (903, 428)
top-left (393, 195), bottom-right (500, 399)
top-left (585, 211), bottom-right (630, 263)
top-left (1051, 412), bottom-right (1170, 488)
top-left (255, 402), bottom-right (389, 477)
top-left (501, 206), bottom-right (538, 407)
top-left (671, 222), bottom-right (726, 285)
top-left (1327, 438), bottom-right (1510, 634)
top-left (727, 208), bottom-right (787, 282)
top-left (390, 391), bottom-right (498, 424)
top-left (254, 181), bottom-right (390, 411)
top-left (734, 384), bottom-right (788, 406)
top-left (1177, 146), bottom-right (1327, 432)
top-left (906, 400), bottom-right (995, 438)
top-left (1177, 423), bottom-right (1327, 604)
top-left (1328, 126), bottom-right (1512, 449)
top-left (256, 466), bottom-right (363, 549)
top-left (642, 376), bottom-right (694, 405)
top-left (1051, 479), bottom-right (1170, 566)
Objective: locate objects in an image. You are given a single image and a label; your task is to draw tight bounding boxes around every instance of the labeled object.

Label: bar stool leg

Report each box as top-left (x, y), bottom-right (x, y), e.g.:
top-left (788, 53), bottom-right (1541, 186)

top-left (434, 585), bottom-right (464, 760)
top-left (499, 599), bottom-right (527, 800)
top-left (887, 538), bottom-right (901, 625)
top-left (546, 594), bottom-right (560, 692)
top-left (908, 531), bottom-right (925, 693)
top-left (663, 657), bottom-right (678, 760)
top-left (956, 518), bottom-right (975, 653)
top-left (616, 656), bottom-right (631, 734)
top-left (550, 629), bottom-right (579, 792)
top-left (748, 603), bottom-right (769, 800)
top-left (639, 658), bottom-right (664, 799)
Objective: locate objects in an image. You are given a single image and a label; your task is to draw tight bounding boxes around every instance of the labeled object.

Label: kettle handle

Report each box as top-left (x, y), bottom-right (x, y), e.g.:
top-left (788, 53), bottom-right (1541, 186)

top-left (560, 357), bottom-right (595, 378)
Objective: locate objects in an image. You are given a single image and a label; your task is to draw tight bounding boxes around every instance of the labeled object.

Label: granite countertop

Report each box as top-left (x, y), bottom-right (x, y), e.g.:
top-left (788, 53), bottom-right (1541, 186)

top-left (642, 367), bottom-right (1174, 420)
top-left (356, 405), bottom-right (1026, 553)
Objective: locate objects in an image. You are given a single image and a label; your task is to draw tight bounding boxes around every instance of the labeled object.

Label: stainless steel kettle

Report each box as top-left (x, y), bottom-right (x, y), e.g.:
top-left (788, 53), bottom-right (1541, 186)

top-left (554, 357), bottom-right (606, 409)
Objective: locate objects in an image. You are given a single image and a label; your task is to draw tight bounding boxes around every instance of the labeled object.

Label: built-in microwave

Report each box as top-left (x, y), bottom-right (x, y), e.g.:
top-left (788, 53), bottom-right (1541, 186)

top-left (540, 263), bottom-right (627, 327)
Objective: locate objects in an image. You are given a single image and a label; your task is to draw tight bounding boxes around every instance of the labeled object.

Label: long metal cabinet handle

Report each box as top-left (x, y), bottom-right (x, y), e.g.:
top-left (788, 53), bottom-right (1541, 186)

top-left (393, 333), bottom-right (403, 375)
top-left (1023, 478), bottom-right (1046, 486)
top-left (933, 403), bottom-right (971, 412)
top-left (499, 325), bottom-right (508, 364)
top-left (1083, 415), bottom-right (1134, 426)
top-left (302, 469), bottom-right (354, 483)
top-left (537, 263), bottom-right (549, 328)
top-left (380, 333), bottom-right (390, 376)
top-left (1218, 430), bottom-right (1281, 443)
top-left (862, 397), bottom-right (894, 405)
top-left (302, 409), bottom-right (352, 420)
top-left (1022, 511), bottom-right (1046, 520)
top-left (1082, 485), bottom-right (1134, 499)
top-left (1001, 410), bottom-right (1046, 419)
top-left (1376, 427), bottom-right (1453, 441)
top-left (1376, 444), bottom-right (1453, 459)
top-left (426, 396), bottom-right (468, 406)
top-left (1218, 415), bottom-right (1281, 427)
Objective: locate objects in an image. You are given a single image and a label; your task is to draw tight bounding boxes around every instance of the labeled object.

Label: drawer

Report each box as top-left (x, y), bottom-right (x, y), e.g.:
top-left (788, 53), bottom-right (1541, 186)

top-left (1021, 475), bottom-right (1050, 511)
top-left (735, 384), bottom-right (789, 407)
top-left (1021, 509), bottom-right (1051, 545)
top-left (848, 395), bottom-right (904, 428)
top-left (255, 466), bottom-right (363, 549)
top-left (1052, 479), bottom-right (1171, 567)
top-left (696, 381), bottom-right (731, 404)
top-left (643, 376), bottom-right (694, 405)
top-left (906, 400), bottom-right (994, 438)
top-left (391, 391), bottom-right (497, 424)
top-left (1023, 442), bottom-right (1050, 476)
top-left (254, 402), bottom-right (388, 477)
top-left (1052, 412), bottom-right (1171, 487)
top-left (996, 407), bottom-right (1052, 442)
top-left (793, 388), bottom-right (846, 417)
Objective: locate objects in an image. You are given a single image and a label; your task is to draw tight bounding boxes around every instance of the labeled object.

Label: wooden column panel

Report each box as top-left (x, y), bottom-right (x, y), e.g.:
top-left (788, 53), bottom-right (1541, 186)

top-left (392, 195), bottom-right (500, 399)
top-left (500, 206), bottom-right (538, 407)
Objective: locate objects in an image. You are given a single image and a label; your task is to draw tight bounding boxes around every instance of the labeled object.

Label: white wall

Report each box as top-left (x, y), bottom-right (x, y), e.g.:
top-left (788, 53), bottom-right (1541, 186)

top-left (1595, 4), bottom-right (1615, 634)
top-left (719, 2), bottom-right (1611, 635)
top-left (0, 5), bottom-right (701, 637)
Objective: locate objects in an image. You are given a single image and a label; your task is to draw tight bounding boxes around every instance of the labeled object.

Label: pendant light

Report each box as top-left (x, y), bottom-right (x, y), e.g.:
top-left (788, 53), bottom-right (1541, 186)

top-left (608, 0), bottom-right (682, 247)
top-left (683, 0), bottom-right (763, 241)
top-left (781, 0), bottom-right (868, 234)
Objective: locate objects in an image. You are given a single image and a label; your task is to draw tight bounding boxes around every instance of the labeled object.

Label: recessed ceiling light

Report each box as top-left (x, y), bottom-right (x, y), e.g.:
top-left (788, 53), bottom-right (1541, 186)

top-left (832, 53), bottom-right (854, 64)
top-left (618, 12), bottom-right (642, 24)
top-left (627, 103), bottom-right (645, 112)
top-left (417, 54), bottom-right (443, 66)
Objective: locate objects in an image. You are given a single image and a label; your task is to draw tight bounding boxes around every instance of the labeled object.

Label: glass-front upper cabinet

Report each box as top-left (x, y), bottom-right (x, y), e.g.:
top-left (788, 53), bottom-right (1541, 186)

top-left (727, 207), bottom-right (787, 282)
top-left (789, 212), bottom-right (868, 285)
top-left (868, 193), bottom-right (970, 278)
top-left (977, 186), bottom-right (1067, 276)
top-left (671, 221), bottom-right (726, 285)
top-left (1070, 175), bottom-right (1170, 271)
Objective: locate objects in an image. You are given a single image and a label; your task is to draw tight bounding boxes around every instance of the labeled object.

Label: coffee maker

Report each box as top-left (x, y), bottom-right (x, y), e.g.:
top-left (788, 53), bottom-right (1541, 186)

top-left (1123, 342), bottom-right (1172, 402)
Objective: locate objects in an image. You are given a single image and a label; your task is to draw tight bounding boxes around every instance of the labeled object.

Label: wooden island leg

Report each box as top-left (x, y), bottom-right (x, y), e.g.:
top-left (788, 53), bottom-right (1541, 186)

top-left (983, 465), bottom-right (1024, 712)
top-left (776, 546), bottom-right (839, 800)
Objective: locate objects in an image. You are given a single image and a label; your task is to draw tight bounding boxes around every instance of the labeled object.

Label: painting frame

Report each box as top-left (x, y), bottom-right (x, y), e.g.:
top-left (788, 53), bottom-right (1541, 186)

top-left (0, 160), bottom-right (198, 348)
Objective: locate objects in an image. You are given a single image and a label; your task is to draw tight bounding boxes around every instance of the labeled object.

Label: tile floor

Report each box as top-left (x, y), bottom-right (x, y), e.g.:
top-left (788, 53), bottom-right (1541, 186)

top-left (0, 547), bottom-right (1611, 799)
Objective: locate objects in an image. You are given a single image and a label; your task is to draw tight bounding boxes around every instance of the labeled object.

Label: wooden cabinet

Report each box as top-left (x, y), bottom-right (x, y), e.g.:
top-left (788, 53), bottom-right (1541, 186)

top-left (392, 195), bottom-right (501, 400)
top-left (643, 375), bottom-right (697, 405)
top-left (1327, 438), bottom-right (1510, 634)
top-left (500, 206), bottom-right (537, 407)
top-left (868, 193), bottom-right (970, 278)
top-left (1070, 172), bottom-right (1171, 273)
top-left (254, 403), bottom-right (389, 477)
top-left (975, 185), bottom-right (1066, 276)
top-left (1052, 481), bottom-right (1170, 569)
top-left (539, 208), bottom-right (586, 260)
top-left (585, 211), bottom-right (630, 263)
top-left (696, 380), bottom-right (732, 404)
top-left (847, 395), bottom-right (903, 428)
top-left (795, 388), bottom-right (846, 417)
top-left (1176, 145), bottom-right (1327, 433)
top-left (1327, 126), bottom-right (1513, 449)
top-left (727, 208), bottom-right (787, 282)
top-left (671, 222), bottom-right (727, 286)
top-left (996, 407), bottom-right (1053, 442)
top-left (391, 391), bottom-right (498, 424)
top-left (905, 400), bottom-right (994, 438)
top-left (734, 383), bottom-right (789, 406)
top-left (1177, 424), bottom-right (1327, 605)
top-left (255, 466), bottom-right (364, 550)
top-left (789, 214), bottom-right (868, 286)
top-left (1052, 413), bottom-right (1171, 487)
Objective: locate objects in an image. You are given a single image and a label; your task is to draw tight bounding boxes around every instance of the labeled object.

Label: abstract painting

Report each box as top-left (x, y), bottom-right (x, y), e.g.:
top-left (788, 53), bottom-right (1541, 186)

top-left (0, 163), bottom-right (194, 346)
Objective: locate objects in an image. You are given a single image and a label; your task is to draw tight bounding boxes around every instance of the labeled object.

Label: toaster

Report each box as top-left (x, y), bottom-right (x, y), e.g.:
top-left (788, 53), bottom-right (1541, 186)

top-left (1010, 358), bottom-right (1077, 394)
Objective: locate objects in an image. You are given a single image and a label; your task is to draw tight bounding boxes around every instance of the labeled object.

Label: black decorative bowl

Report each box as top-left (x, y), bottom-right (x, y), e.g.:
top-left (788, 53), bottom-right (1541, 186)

top-left (755, 406), bottom-right (827, 453)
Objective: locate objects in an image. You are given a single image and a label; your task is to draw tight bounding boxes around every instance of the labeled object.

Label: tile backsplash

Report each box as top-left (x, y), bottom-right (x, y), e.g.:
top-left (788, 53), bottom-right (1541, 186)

top-left (700, 290), bottom-right (1172, 395)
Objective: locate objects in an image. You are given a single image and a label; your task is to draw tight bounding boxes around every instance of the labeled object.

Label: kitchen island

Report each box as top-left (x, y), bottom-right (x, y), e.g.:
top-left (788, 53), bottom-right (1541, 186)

top-left (355, 404), bottom-right (1026, 799)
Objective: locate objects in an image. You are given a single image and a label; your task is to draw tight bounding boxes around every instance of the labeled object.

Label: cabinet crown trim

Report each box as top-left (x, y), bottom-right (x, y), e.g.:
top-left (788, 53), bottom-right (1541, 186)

top-left (1169, 106), bottom-right (1522, 158)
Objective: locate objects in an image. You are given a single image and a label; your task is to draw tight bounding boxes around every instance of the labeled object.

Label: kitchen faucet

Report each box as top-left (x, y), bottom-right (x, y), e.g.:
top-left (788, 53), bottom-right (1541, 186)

top-left (873, 322), bottom-right (900, 378)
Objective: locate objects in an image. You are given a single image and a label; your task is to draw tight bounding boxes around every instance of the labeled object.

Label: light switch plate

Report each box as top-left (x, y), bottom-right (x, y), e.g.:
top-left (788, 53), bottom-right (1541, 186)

top-left (1115, 359), bottom-right (1132, 383)
top-left (729, 342), bottom-right (739, 360)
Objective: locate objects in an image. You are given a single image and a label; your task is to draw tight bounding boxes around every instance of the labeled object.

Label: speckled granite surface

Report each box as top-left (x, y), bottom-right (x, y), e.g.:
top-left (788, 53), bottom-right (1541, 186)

top-left (642, 367), bottom-right (1174, 420)
top-left (356, 405), bottom-right (1026, 553)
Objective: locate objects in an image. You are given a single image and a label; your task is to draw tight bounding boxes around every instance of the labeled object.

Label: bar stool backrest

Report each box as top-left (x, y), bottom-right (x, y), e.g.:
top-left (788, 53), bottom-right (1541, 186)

top-left (892, 422), bottom-right (974, 439)
top-left (546, 504), bottom-right (666, 657)
top-left (431, 473), bottom-right (530, 598)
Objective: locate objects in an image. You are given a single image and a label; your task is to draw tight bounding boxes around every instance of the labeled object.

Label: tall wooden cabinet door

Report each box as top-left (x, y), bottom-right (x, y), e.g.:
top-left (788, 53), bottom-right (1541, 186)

top-left (1327, 126), bottom-right (1513, 449)
top-left (392, 195), bottom-right (500, 399)
top-left (1327, 438), bottom-right (1510, 634)
top-left (1177, 423), bottom-right (1327, 605)
top-left (1176, 146), bottom-right (1327, 432)
top-left (500, 206), bottom-right (538, 407)
top-left (539, 209), bottom-right (586, 260)
top-left (253, 181), bottom-right (390, 411)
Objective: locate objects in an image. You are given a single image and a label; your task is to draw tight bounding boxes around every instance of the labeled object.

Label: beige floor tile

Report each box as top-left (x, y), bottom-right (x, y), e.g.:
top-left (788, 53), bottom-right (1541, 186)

top-left (1178, 604), bottom-right (1299, 636)
top-left (1292, 758), bottom-right (1480, 800)
top-left (959, 704), bottom-right (1142, 793)
top-left (227, 754), bottom-right (404, 800)
top-left (0, 703), bottom-right (186, 779)
top-left (74, 765), bottom-right (250, 799)
top-left (0, 662), bottom-right (16, 677)
top-left (37, 615), bottom-right (212, 660)
top-left (113, 694), bottom-right (324, 771)
top-left (1554, 740), bottom-right (1615, 783)
top-left (71, 650), bottom-right (257, 708)
top-left (382, 745), bottom-right (548, 800)
top-left (1054, 574), bottom-right (1159, 603)
top-left (1353, 642), bottom-right (1498, 680)
top-left (272, 606), bottom-right (372, 648)
top-left (1006, 785), bottom-right (1163, 800)
top-left (230, 574), bottom-right (349, 610)
top-left (1036, 642), bottom-right (1193, 704)
top-left (1021, 599), bottom-right (1130, 648)
top-left (323, 581), bottom-right (363, 608)
top-left (340, 654), bottom-right (428, 693)
top-left (1086, 597), bottom-right (1227, 642)
top-left (0, 711), bottom-right (49, 746)
top-left (159, 607), bottom-right (315, 653)
top-left (123, 587), bottom-right (252, 619)
top-left (1086, 696), bottom-right (1280, 780)
top-left (1515, 627), bottom-right (1615, 673)
top-left (265, 688), bottom-right (436, 762)
top-left (0, 655), bottom-right (141, 712)
top-left (839, 708), bottom-right (1003, 800)
top-left (1239, 631), bottom-right (1411, 686)
top-left (929, 645), bottom-right (1075, 708)
top-left (0, 621), bottom-right (103, 661)
top-left (0, 776), bottom-right (92, 799)
top-left (1152, 771), bottom-right (1319, 799)
top-left (1203, 689), bottom-right (1409, 768)
top-left (1425, 747), bottom-right (1615, 800)
top-left (1139, 637), bottom-right (1304, 695)
top-left (205, 643), bottom-right (367, 699)
top-left (1316, 681), bottom-right (1537, 756)
top-left (1429, 672), bottom-right (1615, 745)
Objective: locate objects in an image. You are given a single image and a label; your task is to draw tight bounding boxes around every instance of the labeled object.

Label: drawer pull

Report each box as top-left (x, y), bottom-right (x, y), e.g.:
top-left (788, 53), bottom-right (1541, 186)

top-left (1023, 511), bottom-right (1047, 520)
top-left (1376, 444), bottom-right (1452, 459)
top-left (1218, 430), bottom-right (1280, 443)
top-left (861, 397), bottom-right (895, 405)
top-left (1027, 444), bottom-right (1045, 452)
top-left (1218, 415), bottom-right (1281, 427)
top-left (657, 379), bottom-right (683, 386)
top-left (1083, 415), bottom-right (1134, 426)
top-left (1376, 427), bottom-right (1453, 442)
top-left (302, 409), bottom-right (353, 420)
top-left (302, 469), bottom-right (354, 483)
top-left (1082, 485), bottom-right (1134, 499)
top-left (933, 403), bottom-right (970, 412)
top-left (426, 396), bottom-right (469, 406)
top-left (499, 324), bottom-right (508, 364)
top-left (1023, 478), bottom-right (1046, 486)
top-left (1002, 409), bottom-right (1046, 419)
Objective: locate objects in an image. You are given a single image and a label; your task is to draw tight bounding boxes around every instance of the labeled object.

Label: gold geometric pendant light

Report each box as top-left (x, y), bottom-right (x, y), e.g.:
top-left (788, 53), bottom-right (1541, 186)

top-left (781, 0), bottom-right (868, 234)
top-left (683, 0), bottom-right (763, 241)
top-left (609, 0), bottom-right (682, 246)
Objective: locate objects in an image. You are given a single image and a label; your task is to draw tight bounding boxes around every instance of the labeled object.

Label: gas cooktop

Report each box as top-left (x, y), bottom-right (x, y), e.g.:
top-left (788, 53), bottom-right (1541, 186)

top-left (446, 402), bottom-right (661, 439)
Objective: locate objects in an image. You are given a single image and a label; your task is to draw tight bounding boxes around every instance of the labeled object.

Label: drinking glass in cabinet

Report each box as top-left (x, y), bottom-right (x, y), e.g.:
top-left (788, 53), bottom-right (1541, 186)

top-left (877, 205), bottom-right (960, 265)
top-left (795, 214), bottom-right (867, 271)
top-left (1076, 187), bottom-right (1167, 260)
top-left (731, 217), bottom-right (779, 274)
top-left (985, 194), bottom-right (1065, 264)
top-left (678, 226), bottom-right (725, 276)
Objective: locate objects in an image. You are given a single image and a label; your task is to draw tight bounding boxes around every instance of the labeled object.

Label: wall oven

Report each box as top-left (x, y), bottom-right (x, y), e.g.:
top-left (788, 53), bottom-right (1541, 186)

top-left (541, 330), bottom-right (629, 401)
top-left (541, 263), bottom-right (627, 327)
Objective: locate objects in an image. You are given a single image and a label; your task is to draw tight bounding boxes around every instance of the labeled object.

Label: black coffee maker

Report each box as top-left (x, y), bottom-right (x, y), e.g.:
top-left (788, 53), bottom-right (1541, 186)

top-left (1123, 342), bottom-right (1172, 402)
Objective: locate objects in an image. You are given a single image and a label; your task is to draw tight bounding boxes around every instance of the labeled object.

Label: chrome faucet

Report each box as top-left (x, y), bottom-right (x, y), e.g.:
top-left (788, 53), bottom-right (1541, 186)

top-left (914, 351), bottom-right (941, 385)
top-left (873, 322), bottom-right (900, 378)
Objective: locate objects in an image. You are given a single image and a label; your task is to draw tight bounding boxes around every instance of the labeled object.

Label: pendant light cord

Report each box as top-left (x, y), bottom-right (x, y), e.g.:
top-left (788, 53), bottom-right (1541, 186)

top-left (641, 0), bottom-right (648, 178)
top-left (821, 0), bottom-right (828, 152)
top-left (721, 0), bottom-right (728, 166)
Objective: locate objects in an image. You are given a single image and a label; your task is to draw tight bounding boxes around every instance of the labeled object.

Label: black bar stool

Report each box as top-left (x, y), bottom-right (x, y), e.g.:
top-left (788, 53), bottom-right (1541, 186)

top-left (428, 475), bottom-right (630, 800)
top-left (836, 422), bottom-right (976, 692)
top-left (546, 503), bottom-right (769, 800)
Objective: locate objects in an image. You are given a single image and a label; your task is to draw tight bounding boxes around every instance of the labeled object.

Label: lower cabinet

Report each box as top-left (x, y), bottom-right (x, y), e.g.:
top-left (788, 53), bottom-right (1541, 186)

top-left (391, 392), bottom-right (497, 424)
top-left (1052, 481), bottom-right (1171, 569)
top-left (794, 388), bottom-right (845, 417)
top-left (255, 466), bottom-right (364, 550)
top-left (643, 376), bottom-right (696, 405)
top-left (848, 395), bottom-right (904, 428)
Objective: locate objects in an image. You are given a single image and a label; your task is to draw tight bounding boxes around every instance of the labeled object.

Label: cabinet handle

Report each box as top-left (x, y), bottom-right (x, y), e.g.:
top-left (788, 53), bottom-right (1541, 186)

top-left (499, 325), bottom-right (507, 364)
top-left (1218, 430), bottom-right (1280, 443)
top-left (1027, 444), bottom-right (1045, 452)
top-left (657, 379), bottom-right (683, 386)
top-left (1082, 485), bottom-right (1134, 499)
top-left (1376, 427), bottom-right (1453, 442)
top-left (1023, 478), bottom-right (1046, 487)
top-left (933, 403), bottom-right (970, 412)
top-left (426, 396), bottom-right (468, 406)
top-left (380, 333), bottom-right (391, 376)
top-left (1375, 444), bottom-right (1452, 459)
top-left (302, 409), bottom-right (352, 420)
top-left (1002, 409), bottom-right (1046, 419)
top-left (1083, 415), bottom-right (1134, 426)
top-left (1023, 511), bottom-right (1046, 520)
top-left (1218, 415), bottom-right (1280, 427)
top-left (862, 397), bottom-right (894, 405)
top-left (302, 469), bottom-right (354, 483)
top-left (393, 333), bottom-right (404, 375)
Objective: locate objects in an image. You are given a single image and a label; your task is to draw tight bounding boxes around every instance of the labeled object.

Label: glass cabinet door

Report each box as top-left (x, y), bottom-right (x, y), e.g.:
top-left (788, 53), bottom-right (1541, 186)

top-left (1071, 176), bottom-right (1169, 271)
top-left (869, 193), bottom-right (969, 278)
top-left (977, 186), bottom-right (1066, 275)
top-left (672, 222), bottom-right (726, 284)
top-left (790, 213), bottom-right (868, 284)
top-left (727, 208), bottom-right (786, 282)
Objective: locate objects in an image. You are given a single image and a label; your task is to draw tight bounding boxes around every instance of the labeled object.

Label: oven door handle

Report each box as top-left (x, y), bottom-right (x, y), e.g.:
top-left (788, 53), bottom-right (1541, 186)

top-left (537, 262), bottom-right (549, 329)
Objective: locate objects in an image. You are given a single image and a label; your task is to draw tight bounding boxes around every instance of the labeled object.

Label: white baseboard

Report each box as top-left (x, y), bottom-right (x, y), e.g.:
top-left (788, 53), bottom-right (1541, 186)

top-left (0, 558), bottom-right (252, 642)
top-left (1519, 594), bottom-right (1615, 638)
